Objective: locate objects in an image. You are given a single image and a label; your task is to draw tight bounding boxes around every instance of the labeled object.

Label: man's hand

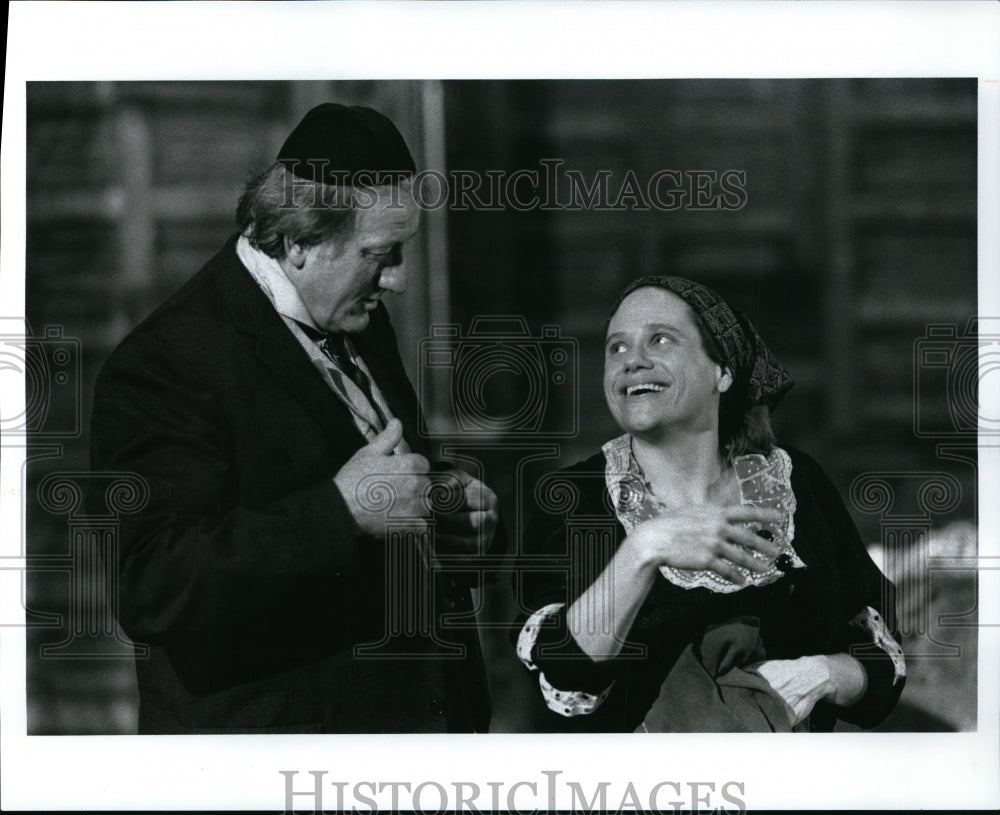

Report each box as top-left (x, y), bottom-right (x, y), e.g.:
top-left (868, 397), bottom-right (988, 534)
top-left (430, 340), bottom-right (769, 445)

top-left (333, 419), bottom-right (430, 538)
top-left (430, 468), bottom-right (499, 556)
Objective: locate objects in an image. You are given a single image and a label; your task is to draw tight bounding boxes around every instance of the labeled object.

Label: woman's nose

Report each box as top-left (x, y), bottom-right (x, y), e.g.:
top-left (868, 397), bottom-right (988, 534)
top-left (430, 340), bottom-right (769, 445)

top-left (623, 345), bottom-right (651, 371)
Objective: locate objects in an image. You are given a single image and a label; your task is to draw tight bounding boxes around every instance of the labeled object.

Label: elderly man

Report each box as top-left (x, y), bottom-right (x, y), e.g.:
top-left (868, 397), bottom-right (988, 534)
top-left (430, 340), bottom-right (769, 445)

top-left (90, 103), bottom-right (499, 733)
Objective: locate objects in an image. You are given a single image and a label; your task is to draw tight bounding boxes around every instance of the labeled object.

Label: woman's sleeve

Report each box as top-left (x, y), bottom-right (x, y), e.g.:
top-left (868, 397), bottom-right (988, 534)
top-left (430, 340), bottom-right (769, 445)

top-left (800, 452), bottom-right (907, 728)
top-left (510, 478), bottom-right (622, 717)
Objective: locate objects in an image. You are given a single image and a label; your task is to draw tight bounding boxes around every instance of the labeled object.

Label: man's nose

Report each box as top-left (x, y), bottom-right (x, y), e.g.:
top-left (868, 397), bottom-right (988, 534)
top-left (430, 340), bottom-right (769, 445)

top-left (377, 248), bottom-right (406, 293)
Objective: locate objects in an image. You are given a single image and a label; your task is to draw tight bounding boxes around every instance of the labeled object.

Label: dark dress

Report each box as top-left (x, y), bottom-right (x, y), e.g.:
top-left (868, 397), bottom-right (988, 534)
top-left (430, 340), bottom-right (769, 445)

top-left (512, 445), bottom-right (905, 732)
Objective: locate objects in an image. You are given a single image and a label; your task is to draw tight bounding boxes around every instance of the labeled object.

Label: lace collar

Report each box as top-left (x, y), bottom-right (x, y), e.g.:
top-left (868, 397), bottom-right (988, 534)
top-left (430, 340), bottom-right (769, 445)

top-left (601, 434), bottom-right (805, 593)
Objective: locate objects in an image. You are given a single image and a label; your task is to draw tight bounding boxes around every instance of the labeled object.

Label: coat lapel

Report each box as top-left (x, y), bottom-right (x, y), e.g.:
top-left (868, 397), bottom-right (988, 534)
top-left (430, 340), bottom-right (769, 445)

top-left (215, 248), bottom-right (367, 452)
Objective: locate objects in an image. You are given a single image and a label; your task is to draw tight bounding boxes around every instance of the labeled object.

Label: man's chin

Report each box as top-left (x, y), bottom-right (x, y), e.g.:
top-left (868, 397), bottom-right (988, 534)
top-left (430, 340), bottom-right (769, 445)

top-left (349, 313), bottom-right (371, 332)
top-left (329, 310), bottom-right (371, 334)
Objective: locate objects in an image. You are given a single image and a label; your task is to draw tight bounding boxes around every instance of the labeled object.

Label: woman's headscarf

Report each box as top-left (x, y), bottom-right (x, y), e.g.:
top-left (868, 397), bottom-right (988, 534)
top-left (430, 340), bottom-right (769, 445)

top-left (609, 276), bottom-right (794, 410)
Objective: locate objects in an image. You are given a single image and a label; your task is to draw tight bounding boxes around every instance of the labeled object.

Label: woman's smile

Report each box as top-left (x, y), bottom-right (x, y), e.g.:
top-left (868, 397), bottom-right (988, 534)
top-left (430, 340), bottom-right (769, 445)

top-left (622, 381), bottom-right (670, 396)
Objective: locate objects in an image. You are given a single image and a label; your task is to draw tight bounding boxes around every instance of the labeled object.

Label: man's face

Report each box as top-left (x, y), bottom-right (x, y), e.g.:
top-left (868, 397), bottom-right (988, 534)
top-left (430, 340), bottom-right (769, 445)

top-left (284, 185), bottom-right (421, 333)
top-left (603, 287), bottom-right (729, 441)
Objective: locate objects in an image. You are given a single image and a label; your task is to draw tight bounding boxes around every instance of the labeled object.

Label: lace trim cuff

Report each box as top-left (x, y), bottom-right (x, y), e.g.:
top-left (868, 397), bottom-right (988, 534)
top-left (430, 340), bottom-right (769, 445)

top-left (516, 602), bottom-right (613, 717)
top-left (850, 605), bottom-right (907, 686)
top-left (516, 603), bottom-right (565, 670)
top-left (538, 671), bottom-right (613, 717)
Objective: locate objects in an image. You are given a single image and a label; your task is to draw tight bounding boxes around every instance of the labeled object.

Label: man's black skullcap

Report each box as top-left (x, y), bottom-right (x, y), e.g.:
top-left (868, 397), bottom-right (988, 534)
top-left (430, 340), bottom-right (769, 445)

top-left (277, 103), bottom-right (416, 185)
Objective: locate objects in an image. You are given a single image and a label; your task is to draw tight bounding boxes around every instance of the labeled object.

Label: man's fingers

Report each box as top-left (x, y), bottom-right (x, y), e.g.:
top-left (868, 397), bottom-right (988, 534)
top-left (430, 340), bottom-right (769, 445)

top-left (435, 508), bottom-right (497, 535)
top-left (430, 471), bottom-right (497, 514)
top-left (441, 468), bottom-right (473, 486)
top-left (462, 479), bottom-right (498, 512)
top-left (366, 418), bottom-right (404, 455)
top-left (379, 453), bottom-right (429, 475)
top-left (406, 454), bottom-right (431, 474)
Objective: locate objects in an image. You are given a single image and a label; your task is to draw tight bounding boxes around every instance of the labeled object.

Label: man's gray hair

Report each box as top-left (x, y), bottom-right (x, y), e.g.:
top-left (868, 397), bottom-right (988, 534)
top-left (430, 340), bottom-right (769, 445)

top-left (235, 162), bottom-right (357, 259)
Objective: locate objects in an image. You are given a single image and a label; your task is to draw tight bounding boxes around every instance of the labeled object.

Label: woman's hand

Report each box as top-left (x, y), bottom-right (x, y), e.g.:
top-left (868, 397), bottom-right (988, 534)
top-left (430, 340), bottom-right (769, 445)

top-left (567, 505), bottom-right (783, 663)
top-left (623, 505), bottom-right (784, 585)
top-left (753, 656), bottom-right (835, 726)
top-left (754, 653), bottom-right (868, 726)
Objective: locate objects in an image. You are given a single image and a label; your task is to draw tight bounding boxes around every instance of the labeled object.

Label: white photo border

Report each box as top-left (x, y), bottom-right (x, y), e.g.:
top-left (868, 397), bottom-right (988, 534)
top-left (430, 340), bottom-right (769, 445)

top-left (3, 1), bottom-right (999, 811)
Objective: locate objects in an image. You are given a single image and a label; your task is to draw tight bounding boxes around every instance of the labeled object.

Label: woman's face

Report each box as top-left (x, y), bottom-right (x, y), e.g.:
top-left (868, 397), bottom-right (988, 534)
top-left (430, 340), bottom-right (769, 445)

top-left (604, 287), bottom-right (731, 441)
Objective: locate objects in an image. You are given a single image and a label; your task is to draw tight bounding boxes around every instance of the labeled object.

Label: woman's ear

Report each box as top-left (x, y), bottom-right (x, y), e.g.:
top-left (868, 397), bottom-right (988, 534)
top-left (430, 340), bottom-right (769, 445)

top-left (718, 366), bottom-right (733, 393)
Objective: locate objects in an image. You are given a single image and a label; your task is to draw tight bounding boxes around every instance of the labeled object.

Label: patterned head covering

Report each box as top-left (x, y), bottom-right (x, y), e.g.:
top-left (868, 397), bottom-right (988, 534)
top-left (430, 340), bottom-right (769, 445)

top-left (609, 276), bottom-right (794, 409)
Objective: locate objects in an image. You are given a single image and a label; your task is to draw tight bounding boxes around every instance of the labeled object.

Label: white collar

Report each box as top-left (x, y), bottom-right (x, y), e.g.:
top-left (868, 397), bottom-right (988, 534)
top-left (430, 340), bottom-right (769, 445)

top-left (236, 234), bottom-right (317, 330)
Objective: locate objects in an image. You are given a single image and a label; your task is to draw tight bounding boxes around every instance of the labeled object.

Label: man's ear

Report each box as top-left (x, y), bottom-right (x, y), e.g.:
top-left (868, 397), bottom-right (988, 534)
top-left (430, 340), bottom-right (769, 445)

top-left (718, 366), bottom-right (733, 394)
top-left (283, 236), bottom-right (308, 268)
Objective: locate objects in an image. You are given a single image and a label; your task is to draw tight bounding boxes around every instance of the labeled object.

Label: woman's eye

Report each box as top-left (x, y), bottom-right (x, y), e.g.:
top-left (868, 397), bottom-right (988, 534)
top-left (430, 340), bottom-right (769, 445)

top-left (607, 342), bottom-right (626, 355)
top-left (652, 334), bottom-right (671, 346)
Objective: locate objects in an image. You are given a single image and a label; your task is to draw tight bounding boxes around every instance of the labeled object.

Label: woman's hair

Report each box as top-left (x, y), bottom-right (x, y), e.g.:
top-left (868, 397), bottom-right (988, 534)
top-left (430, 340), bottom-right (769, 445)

top-left (687, 309), bottom-right (776, 461)
top-left (235, 162), bottom-right (357, 259)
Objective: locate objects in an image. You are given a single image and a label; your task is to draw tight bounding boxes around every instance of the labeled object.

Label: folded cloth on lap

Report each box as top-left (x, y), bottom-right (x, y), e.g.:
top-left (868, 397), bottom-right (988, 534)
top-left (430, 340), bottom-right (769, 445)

top-left (636, 617), bottom-right (793, 733)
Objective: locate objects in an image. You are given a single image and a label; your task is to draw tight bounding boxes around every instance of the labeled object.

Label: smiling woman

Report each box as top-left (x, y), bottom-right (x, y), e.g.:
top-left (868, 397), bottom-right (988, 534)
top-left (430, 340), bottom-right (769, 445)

top-left (511, 275), bottom-right (906, 732)
top-left (604, 287), bottom-right (733, 445)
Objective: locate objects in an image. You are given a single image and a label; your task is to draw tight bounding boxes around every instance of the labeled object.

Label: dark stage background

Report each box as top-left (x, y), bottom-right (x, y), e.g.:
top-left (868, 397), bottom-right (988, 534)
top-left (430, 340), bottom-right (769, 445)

top-left (23, 79), bottom-right (978, 733)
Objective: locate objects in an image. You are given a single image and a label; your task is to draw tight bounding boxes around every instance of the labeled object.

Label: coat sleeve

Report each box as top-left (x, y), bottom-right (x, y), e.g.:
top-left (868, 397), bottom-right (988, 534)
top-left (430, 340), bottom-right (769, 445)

top-left (89, 327), bottom-right (368, 651)
top-left (793, 450), bottom-right (907, 729)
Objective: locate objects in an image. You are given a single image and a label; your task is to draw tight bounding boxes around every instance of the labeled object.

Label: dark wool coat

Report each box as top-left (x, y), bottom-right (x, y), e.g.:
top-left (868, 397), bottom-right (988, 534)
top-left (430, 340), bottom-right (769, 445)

top-left (91, 235), bottom-right (491, 733)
